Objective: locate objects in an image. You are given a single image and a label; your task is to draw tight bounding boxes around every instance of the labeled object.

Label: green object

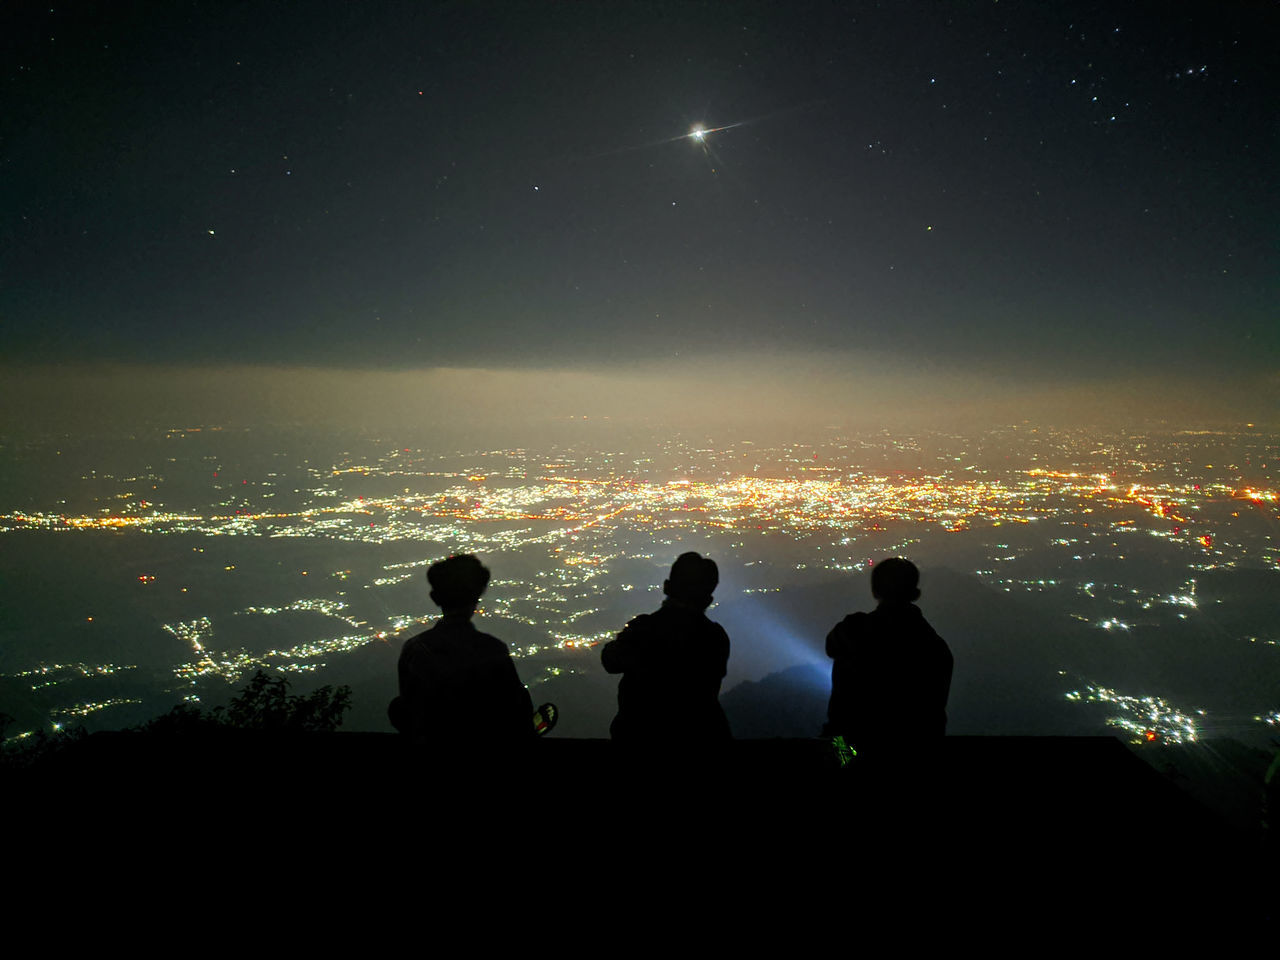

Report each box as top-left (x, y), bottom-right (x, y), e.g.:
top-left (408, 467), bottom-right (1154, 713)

top-left (831, 735), bottom-right (858, 768)
top-left (532, 702), bottom-right (558, 736)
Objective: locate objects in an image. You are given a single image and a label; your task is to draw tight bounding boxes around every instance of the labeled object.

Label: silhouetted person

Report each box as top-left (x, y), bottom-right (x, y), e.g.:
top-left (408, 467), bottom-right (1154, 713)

top-left (388, 555), bottom-right (533, 745)
top-left (824, 558), bottom-right (953, 751)
top-left (602, 552), bottom-right (731, 742)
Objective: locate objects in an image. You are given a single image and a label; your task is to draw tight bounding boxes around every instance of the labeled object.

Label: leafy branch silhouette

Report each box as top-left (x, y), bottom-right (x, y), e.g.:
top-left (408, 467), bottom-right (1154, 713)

top-left (143, 671), bottom-right (352, 734)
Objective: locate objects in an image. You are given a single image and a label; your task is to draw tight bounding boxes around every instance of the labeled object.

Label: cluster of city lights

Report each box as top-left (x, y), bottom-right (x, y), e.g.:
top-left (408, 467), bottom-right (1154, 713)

top-left (50, 698), bottom-right (143, 720)
top-left (161, 615), bottom-right (380, 684)
top-left (1065, 683), bottom-right (1203, 743)
top-left (2, 427), bottom-right (1275, 743)
top-left (6, 465), bottom-right (1271, 557)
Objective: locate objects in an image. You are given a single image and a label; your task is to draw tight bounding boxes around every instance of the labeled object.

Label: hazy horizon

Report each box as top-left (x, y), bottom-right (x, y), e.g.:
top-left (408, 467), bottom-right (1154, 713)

top-left (3, 357), bottom-right (1276, 441)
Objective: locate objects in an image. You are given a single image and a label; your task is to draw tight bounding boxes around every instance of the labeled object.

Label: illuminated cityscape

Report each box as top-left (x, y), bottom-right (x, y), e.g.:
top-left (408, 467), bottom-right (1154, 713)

top-left (1, 423), bottom-right (1275, 746)
top-left (2, 2), bottom-right (1276, 765)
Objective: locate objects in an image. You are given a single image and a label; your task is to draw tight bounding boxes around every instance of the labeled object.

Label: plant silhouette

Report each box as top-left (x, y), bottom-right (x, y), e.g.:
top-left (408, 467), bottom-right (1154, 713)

top-left (144, 671), bottom-right (352, 734)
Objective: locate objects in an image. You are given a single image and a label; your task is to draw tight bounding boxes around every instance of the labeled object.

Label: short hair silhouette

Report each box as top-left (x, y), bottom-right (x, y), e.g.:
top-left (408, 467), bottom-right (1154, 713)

top-left (825, 556), bottom-right (952, 747)
top-left (870, 557), bottom-right (920, 604)
top-left (427, 554), bottom-right (490, 610)
top-left (664, 552), bottom-right (719, 605)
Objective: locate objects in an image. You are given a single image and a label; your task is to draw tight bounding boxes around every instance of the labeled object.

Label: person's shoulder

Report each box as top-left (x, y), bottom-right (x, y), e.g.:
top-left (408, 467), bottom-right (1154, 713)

top-left (400, 627), bottom-right (435, 653)
top-left (825, 612), bottom-right (867, 659)
top-left (920, 615), bottom-right (951, 653)
top-left (702, 614), bottom-right (729, 635)
top-left (834, 611), bottom-right (870, 631)
top-left (908, 607), bottom-right (951, 649)
top-left (472, 627), bottom-right (511, 649)
top-left (693, 613), bottom-right (729, 644)
top-left (710, 618), bottom-right (731, 653)
top-left (622, 611), bottom-right (657, 631)
top-left (835, 610), bottom-right (871, 639)
top-left (909, 605), bottom-right (943, 635)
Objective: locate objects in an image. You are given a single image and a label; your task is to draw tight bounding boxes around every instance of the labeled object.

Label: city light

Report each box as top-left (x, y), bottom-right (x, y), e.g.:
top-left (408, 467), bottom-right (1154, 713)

top-left (1, 425), bottom-right (1275, 739)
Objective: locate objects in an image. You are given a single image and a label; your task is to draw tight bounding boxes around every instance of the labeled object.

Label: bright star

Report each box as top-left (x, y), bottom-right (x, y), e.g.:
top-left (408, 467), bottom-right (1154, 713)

top-left (688, 121), bottom-right (745, 144)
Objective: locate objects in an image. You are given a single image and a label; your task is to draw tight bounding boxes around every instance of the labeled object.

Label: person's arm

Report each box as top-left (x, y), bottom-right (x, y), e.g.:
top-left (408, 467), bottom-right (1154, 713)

top-left (500, 653), bottom-right (535, 732)
top-left (714, 624), bottom-right (730, 679)
top-left (936, 638), bottom-right (954, 732)
top-left (393, 640), bottom-right (430, 736)
top-left (472, 639), bottom-right (535, 737)
top-left (397, 645), bottom-right (411, 697)
top-left (601, 617), bottom-right (643, 674)
top-left (826, 614), bottom-right (860, 658)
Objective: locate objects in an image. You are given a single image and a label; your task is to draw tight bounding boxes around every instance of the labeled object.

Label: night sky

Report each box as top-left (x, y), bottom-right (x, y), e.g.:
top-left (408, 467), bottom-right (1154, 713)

top-left (2, 1), bottom-right (1275, 413)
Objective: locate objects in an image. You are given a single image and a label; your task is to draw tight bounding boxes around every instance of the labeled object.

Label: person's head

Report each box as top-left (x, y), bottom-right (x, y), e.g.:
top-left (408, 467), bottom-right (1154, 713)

top-left (427, 554), bottom-right (490, 614)
top-left (663, 552), bottom-right (719, 609)
top-left (871, 557), bottom-right (920, 605)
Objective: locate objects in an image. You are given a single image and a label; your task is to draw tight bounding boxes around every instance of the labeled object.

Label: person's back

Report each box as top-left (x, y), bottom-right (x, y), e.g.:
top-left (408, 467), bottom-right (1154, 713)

top-left (825, 558), bottom-right (953, 749)
top-left (397, 614), bottom-right (532, 742)
top-left (602, 552), bottom-right (731, 741)
top-left (390, 555), bottom-right (533, 745)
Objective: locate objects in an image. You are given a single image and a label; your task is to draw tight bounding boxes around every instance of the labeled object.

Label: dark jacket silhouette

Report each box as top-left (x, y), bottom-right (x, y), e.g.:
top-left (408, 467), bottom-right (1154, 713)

top-left (393, 613), bottom-right (533, 743)
top-left (825, 601), bottom-right (953, 745)
top-left (602, 599), bottom-right (731, 741)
